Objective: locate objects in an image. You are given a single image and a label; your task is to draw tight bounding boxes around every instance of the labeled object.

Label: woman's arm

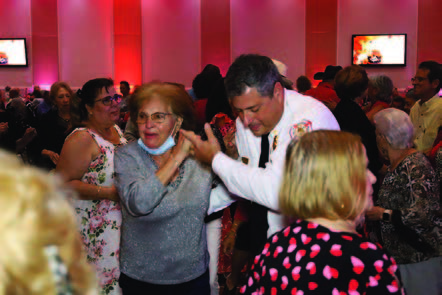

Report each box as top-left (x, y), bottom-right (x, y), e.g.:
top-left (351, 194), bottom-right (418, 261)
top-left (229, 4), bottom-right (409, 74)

top-left (56, 130), bottom-right (118, 201)
top-left (114, 146), bottom-right (169, 216)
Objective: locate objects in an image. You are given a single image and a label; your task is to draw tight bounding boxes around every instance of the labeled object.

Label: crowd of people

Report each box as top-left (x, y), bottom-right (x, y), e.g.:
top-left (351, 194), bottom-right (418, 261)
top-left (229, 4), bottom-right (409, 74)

top-left (0, 55), bottom-right (440, 295)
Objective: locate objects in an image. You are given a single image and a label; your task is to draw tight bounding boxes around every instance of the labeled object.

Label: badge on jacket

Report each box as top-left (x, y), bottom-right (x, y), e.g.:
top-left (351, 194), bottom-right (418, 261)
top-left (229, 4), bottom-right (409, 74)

top-left (290, 119), bottom-right (313, 140)
top-left (241, 157), bottom-right (249, 165)
top-left (272, 135), bottom-right (278, 150)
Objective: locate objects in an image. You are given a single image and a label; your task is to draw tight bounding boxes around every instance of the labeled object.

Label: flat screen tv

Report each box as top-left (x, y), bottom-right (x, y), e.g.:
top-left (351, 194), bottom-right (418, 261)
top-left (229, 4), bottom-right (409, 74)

top-left (352, 34), bottom-right (406, 66)
top-left (0, 38), bottom-right (28, 67)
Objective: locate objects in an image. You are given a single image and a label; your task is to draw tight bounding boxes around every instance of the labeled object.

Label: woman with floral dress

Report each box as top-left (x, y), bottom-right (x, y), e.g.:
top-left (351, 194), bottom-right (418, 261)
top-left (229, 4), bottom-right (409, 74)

top-left (57, 78), bottom-right (126, 295)
top-left (367, 108), bottom-right (441, 295)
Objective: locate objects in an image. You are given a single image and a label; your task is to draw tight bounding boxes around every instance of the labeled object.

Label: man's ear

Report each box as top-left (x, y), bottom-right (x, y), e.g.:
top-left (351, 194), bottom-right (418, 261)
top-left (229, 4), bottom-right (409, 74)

top-left (431, 78), bottom-right (440, 90)
top-left (273, 82), bottom-right (284, 103)
top-left (85, 104), bottom-right (92, 115)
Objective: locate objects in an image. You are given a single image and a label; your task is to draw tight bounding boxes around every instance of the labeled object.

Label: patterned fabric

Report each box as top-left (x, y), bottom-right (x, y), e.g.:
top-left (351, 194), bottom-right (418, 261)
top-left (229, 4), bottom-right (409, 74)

top-left (70, 126), bottom-right (127, 295)
top-left (44, 245), bottom-right (73, 295)
top-left (436, 147), bottom-right (442, 182)
top-left (377, 152), bottom-right (441, 264)
top-left (240, 219), bottom-right (404, 295)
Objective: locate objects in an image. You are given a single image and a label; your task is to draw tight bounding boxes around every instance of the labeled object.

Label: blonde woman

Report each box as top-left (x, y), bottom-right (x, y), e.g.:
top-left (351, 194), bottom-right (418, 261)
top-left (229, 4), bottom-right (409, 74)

top-left (240, 131), bottom-right (404, 295)
top-left (0, 150), bottom-right (96, 295)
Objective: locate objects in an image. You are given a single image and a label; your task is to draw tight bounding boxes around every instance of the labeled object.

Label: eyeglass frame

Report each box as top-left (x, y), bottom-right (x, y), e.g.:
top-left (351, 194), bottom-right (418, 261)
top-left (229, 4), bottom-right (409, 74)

top-left (136, 112), bottom-right (174, 124)
top-left (411, 76), bottom-right (429, 83)
top-left (95, 94), bottom-right (123, 106)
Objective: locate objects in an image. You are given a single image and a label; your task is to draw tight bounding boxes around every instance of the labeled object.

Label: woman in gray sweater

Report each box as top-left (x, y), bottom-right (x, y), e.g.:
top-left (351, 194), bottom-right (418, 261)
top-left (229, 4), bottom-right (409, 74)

top-left (114, 82), bottom-right (231, 295)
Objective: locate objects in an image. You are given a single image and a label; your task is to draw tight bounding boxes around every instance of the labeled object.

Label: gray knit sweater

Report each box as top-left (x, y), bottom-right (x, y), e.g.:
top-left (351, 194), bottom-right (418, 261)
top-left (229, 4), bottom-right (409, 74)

top-left (114, 141), bottom-right (213, 284)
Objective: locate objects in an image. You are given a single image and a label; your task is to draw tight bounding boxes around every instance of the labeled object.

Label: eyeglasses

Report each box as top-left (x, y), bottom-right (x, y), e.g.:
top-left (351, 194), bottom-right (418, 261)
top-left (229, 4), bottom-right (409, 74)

top-left (411, 76), bottom-right (428, 83)
top-left (136, 112), bottom-right (173, 124)
top-left (95, 94), bottom-right (122, 106)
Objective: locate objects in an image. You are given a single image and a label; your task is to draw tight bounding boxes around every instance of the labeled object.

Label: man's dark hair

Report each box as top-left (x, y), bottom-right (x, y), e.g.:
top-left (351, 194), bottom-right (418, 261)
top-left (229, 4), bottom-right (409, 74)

top-left (5, 86), bottom-right (11, 92)
top-left (192, 64), bottom-right (222, 99)
top-left (296, 75), bottom-right (312, 93)
top-left (32, 89), bottom-right (43, 98)
top-left (224, 54), bottom-right (281, 99)
top-left (120, 80), bottom-right (130, 89)
top-left (418, 61), bottom-right (442, 92)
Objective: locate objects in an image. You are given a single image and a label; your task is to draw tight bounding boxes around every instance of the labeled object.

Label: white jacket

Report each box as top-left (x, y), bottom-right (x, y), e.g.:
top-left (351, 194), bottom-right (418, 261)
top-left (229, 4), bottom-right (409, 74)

top-left (212, 89), bottom-right (340, 237)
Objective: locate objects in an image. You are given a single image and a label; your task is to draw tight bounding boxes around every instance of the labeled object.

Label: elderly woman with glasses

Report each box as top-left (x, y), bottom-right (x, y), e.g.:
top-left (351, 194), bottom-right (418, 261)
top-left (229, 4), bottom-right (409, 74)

top-left (114, 82), bottom-right (231, 295)
top-left (56, 78), bottom-right (127, 295)
top-left (366, 108), bottom-right (441, 295)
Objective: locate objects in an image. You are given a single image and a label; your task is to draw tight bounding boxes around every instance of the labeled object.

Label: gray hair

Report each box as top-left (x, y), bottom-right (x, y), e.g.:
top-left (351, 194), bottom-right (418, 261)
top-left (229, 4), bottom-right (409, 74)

top-left (370, 75), bottom-right (393, 104)
top-left (374, 108), bottom-right (414, 149)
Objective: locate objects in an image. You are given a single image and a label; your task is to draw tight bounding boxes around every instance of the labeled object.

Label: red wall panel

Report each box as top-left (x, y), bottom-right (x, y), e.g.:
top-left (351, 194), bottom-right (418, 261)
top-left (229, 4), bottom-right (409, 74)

top-left (31, 0), bottom-right (59, 88)
top-left (201, 0), bottom-right (231, 76)
top-left (305, 0), bottom-right (338, 86)
top-left (113, 0), bottom-right (142, 87)
top-left (417, 0), bottom-right (442, 63)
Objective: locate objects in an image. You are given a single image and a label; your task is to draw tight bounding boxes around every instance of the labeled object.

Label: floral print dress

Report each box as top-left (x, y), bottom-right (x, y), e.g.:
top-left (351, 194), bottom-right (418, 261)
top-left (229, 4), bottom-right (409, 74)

top-left (376, 152), bottom-right (441, 265)
top-left (70, 126), bottom-right (127, 295)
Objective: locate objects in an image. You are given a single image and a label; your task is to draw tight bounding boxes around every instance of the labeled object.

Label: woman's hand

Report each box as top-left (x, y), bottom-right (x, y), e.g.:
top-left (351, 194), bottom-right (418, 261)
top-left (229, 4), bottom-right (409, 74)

top-left (42, 149), bottom-right (60, 165)
top-left (173, 132), bottom-right (193, 160)
top-left (366, 206), bottom-right (385, 221)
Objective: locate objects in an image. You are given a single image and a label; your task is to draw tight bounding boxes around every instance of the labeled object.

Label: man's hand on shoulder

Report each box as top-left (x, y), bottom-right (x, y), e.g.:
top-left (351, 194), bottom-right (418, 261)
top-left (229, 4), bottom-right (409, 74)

top-left (181, 123), bottom-right (221, 165)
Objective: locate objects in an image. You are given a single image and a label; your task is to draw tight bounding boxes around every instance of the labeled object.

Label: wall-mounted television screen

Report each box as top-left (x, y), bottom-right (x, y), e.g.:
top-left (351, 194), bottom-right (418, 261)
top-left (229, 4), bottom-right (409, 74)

top-left (0, 38), bottom-right (28, 67)
top-left (352, 34), bottom-right (406, 66)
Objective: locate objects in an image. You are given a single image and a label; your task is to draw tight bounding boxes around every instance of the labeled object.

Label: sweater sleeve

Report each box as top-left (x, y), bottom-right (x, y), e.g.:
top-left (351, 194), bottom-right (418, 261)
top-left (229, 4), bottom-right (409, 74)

top-left (114, 145), bottom-right (168, 217)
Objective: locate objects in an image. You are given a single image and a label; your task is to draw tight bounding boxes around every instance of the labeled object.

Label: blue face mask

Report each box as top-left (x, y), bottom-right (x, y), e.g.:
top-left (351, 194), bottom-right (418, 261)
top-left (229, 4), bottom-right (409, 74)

top-left (138, 136), bottom-right (175, 155)
top-left (137, 121), bottom-right (181, 155)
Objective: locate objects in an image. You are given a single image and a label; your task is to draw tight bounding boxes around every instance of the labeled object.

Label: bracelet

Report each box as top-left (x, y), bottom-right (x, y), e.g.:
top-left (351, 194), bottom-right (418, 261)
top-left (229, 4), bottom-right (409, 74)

top-left (96, 186), bottom-right (102, 198)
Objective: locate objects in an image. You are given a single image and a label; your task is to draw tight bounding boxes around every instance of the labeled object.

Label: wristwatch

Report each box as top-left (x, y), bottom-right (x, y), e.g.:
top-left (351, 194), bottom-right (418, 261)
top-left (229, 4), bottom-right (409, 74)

top-left (382, 209), bottom-right (392, 222)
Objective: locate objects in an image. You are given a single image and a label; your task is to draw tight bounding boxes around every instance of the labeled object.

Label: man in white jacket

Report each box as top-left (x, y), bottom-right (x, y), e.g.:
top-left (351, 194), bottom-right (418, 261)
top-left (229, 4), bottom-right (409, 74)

top-left (182, 54), bottom-right (340, 293)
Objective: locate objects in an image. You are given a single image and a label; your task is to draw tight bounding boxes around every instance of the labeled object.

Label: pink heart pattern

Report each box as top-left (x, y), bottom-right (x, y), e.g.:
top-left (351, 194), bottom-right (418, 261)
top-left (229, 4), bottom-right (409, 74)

top-left (240, 220), bottom-right (404, 295)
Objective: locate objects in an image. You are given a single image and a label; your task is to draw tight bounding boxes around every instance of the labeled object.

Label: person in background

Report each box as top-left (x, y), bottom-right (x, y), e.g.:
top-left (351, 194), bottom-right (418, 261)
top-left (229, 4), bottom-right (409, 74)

top-left (36, 90), bottom-right (53, 119)
top-left (404, 89), bottom-right (418, 114)
top-left (205, 78), bottom-right (235, 124)
top-left (0, 92), bottom-right (12, 151)
top-left (241, 130), bottom-right (404, 295)
top-left (192, 65), bottom-right (223, 130)
top-left (295, 75), bottom-right (312, 94)
top-left (114, 82), bottom-right (231, 295)
top-left (391, 96), bottom-right (405, 111)
top-left (36, 82), bottom-right (73, 170)
top-left (7, 87), bottom-right (38, 159)
top-left (0, 150), bottom-right (97, 295)
top-left (365, 75), bottom-right (394, 122)
top-left (118, 81), bottom-right (131, 130)
top-left (366, 108), bottom-right (441, 295)
top-left (56, 78), bottom-right (126, 295)
top-left (4, 85), bottom-right (11, 103)
top-left (305, 65), bottom-right (342, 111)
top-left (333, 65), bottom-right (382, 175)
top-left (409, 61), bottom-right (442, 154)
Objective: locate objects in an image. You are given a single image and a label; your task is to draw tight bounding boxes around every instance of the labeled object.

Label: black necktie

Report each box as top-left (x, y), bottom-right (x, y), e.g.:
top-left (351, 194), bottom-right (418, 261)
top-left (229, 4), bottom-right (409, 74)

top-left (259, 133), bottom-right (270, 168)
top-left (249, 133), bottom-right (270, 254)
